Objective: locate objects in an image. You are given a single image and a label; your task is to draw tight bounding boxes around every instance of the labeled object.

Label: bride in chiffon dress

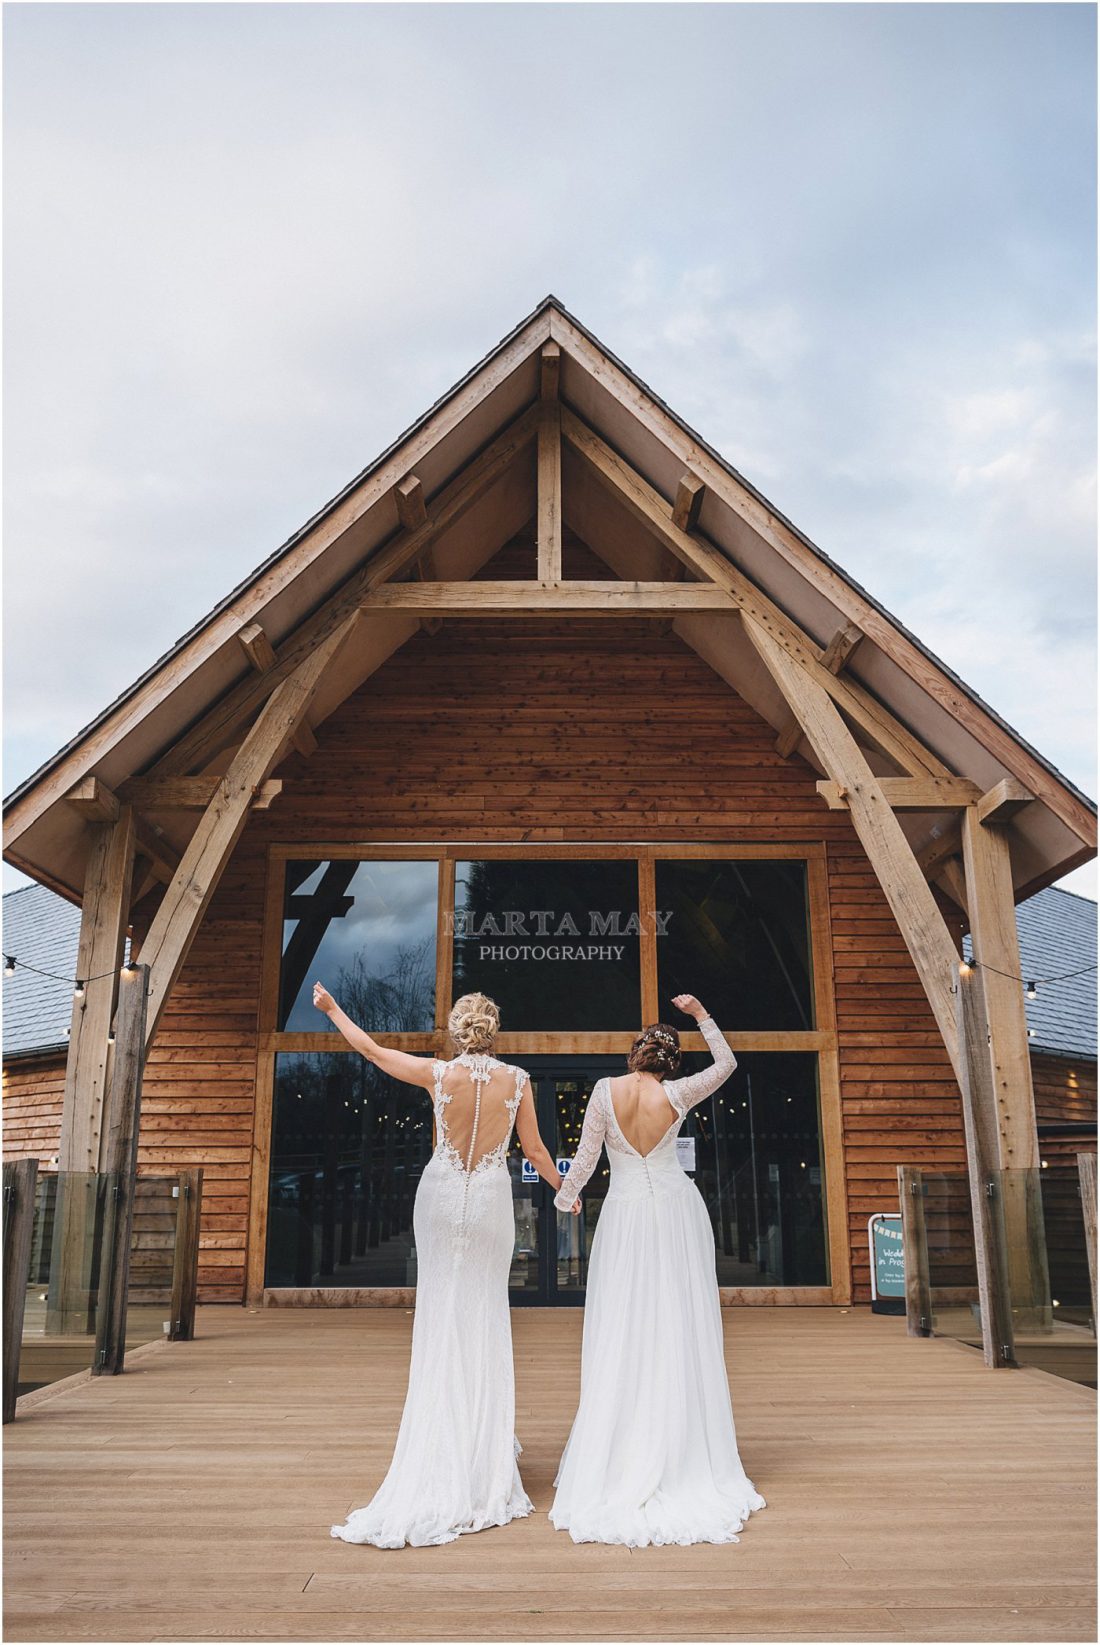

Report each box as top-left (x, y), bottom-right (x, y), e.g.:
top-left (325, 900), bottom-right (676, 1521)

top-left (551, 994), bottom-right (766, 1547)
top-left (312, 985), bottom-right (573, 1549)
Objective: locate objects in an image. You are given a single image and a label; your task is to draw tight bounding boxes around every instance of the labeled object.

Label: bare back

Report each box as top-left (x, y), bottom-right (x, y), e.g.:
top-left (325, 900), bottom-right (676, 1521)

top-left (608, 1071), bottom-right (679, 1159)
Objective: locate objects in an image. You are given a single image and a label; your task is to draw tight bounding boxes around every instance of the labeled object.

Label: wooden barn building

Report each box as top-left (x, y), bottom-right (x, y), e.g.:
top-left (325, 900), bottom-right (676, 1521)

top-left (3, 297), bottom-right (1096, 1313)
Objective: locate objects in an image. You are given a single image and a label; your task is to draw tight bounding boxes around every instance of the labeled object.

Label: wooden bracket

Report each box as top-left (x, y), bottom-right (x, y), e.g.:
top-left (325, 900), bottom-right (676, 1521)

top-left (671, 472), bottom-right (705, 533)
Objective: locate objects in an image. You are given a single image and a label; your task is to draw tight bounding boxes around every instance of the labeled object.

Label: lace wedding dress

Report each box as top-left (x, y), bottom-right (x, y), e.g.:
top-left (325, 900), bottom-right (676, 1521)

top-left (331, 1053), bottom-right (534, 1548)
top-left (551, 1016), bottom-right (766, 1547)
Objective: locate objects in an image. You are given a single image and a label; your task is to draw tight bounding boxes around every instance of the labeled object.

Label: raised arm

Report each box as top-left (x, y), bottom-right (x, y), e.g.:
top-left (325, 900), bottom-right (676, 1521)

top-left (553, 1082), bottom-right (609, 1212)
top-left (311, 982), bottom-right (436, 1090)
top-left (667, 994), bottom-right (737, 1114)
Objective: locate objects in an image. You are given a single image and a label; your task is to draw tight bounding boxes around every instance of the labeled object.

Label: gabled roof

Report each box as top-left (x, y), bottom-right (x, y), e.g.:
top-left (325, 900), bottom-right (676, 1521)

top-left (3, 296), bottom-right (1095, 906)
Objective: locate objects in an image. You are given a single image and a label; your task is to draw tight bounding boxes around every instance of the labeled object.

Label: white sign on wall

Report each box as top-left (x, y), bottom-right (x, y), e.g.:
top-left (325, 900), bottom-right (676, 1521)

top-left (676, 1137), bottom-right (697, 1173)
top-left (521, 1158), bottom-right (538, 1184)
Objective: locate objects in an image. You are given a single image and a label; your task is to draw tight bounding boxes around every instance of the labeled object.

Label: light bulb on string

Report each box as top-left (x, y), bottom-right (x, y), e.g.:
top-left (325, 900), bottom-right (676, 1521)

top-left (3, 956), bottom-right (15, 977)
top-left (74, 979), bottom-right (86, 1001)
top-left (1026, 981), bottom-right (1037, 1000)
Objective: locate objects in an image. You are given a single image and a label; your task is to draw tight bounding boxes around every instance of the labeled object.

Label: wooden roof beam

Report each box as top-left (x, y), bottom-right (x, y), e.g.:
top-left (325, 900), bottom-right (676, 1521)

top-left (119, 777), bottom-right (283, 811)
top-left (236, 622), bottom-right (317, 760)
top-left (821, 622), bottom-right (864, 675)
top-left (133, 817), bottom-right (180, 883)
top-left (977, 778), bottom-right (1035, 826)
top-left (775, 716), bottom-right (803, 760)
top-left (743, 610), bottom-right (962, 1082)
top-left (537, 403), bottom-right (562, 584)
top-left (916, 822), bottom-right (964, 876)
top-left (549, 307), bottom-right (1096, 849)
top-left (671, 472), bottom-right (705, 534)
top-left (394, 474), bottom-right (428, 533)
top-left (237, 622), bottom-right (276, 674)
top-left (539, 341), bottom-right (561, 402)
top-left (141, 617), bottom-right (354, 1046)
top-left (363, 581), bottom-right (736, 615)
top-left (817, 777), bottom-right (982, 811)
top-left (64, 777), bottom-right (120, 824)
top-left (149, 403), bottom-right (540, 781)
top-left (561, 405), bottom-right (946, 780)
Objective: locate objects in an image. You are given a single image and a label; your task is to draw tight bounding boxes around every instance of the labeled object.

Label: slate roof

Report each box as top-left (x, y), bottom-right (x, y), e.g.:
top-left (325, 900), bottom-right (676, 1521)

top-left (963, 886), bottom-right (1097, 1061)
top-left (1, 885), bottom-right (136, 1061)
top-left (2, 883), bottom-right (82, 1058)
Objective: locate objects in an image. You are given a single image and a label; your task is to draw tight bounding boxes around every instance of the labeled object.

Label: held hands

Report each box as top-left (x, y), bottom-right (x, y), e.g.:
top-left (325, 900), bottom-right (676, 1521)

top-left (312, 982), bottom-right (336, 1016)
top-left (671, 993), bottom-right (707, 1023)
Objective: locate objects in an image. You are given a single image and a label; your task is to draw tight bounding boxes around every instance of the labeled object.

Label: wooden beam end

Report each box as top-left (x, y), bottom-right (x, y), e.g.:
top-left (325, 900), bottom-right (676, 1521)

top-left (64, 776), bottom-right (120, 824)
top-left (394, 474), bottom-right (428, 533)
top-left (671, 472), bottom-right (706, 533)
top-left (539, 341), bottom-right (561, 401)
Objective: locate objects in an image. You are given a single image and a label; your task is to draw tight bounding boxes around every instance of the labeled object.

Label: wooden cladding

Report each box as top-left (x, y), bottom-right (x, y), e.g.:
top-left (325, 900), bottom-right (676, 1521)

top-left (8, 608), bottom-right (1016, 1306)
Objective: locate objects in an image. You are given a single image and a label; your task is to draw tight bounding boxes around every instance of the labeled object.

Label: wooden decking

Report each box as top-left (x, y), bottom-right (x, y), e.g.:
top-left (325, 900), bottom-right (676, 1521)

top-left (4, 1306), bottom-right (1096, 1643)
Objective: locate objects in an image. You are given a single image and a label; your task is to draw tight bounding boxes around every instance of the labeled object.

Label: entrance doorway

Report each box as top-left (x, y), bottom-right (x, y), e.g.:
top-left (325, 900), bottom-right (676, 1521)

top-left (507, 1057), bottom-right (619, 1306)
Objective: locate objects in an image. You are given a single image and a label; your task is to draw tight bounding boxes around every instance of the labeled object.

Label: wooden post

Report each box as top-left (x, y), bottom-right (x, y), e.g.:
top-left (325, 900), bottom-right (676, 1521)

top-left (48, 803), bottom-right (136, 1335)
top-left (956, 965), bottom-right (1016, 1367)
top-left (897, 1166), bottom-right (932, 1337)
top-left (537, 402), bottom-right (562, 584)
top-left (961, 803), bottom-right (1052, 1329)
top-left (1078, 1152), bottom-right (1097, 1332)
top-left (169, 1168), bottom-right (203, 1341)
top-left (92, 964), bottom-right (149, 1375)
top-left (3, 1158), bottom-right (38, 1422)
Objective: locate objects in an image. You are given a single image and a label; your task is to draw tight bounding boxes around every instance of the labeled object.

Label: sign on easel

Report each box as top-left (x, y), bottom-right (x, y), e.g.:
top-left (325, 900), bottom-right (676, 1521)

top-left (868, 1213), bottom-right (905, 1315)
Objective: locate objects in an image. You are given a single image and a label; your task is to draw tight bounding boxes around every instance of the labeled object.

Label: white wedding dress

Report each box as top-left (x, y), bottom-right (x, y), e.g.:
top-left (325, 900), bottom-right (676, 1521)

top-left (551, 1016), bottom-right (766, 1546)
top-left (331, 1052), bottom-right (533, 1548)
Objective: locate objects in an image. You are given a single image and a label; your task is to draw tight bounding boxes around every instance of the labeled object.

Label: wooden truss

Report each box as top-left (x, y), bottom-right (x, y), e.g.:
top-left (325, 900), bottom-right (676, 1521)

top-left (53, 340), bottom-right (1048, 1324)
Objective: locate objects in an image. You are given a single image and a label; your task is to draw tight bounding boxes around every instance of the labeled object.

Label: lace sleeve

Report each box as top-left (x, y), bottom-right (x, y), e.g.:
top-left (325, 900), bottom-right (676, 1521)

top-left (666, 1016), bottom-right (736, 1116)
top-left (554, 1080), bottom-right (608, 1211)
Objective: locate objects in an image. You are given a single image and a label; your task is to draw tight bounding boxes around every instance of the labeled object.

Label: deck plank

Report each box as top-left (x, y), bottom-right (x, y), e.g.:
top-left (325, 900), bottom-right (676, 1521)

top-left (4, 1306), bottom-right (1095, 1643)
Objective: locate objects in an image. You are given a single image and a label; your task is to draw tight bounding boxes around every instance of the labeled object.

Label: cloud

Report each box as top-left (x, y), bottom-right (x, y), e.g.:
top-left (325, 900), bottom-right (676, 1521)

top-left (3, 3), bottom-right (1095, 900)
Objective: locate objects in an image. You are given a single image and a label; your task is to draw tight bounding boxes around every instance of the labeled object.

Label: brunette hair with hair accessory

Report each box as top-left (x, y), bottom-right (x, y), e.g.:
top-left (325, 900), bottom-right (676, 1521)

top-left (626, 1022), bottom-right (682, 1077)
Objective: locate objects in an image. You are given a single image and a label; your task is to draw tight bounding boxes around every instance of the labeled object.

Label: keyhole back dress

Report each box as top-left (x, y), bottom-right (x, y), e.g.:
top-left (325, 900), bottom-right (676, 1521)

top-left (330, 1051), bottom-right (534, 1548)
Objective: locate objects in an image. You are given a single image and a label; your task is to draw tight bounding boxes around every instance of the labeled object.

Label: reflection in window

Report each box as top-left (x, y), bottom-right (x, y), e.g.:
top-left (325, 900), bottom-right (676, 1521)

top-left (679, 1051), bottom-right (828, 1286)
top-left (453, 860), bottom-right (642, 1031)
top-left (279, 860), bottom-right (438, 1031)
top-left (264, 1053), bottom-right (433, 1288)
top-left (656, 859), bottom-right (813, 1031)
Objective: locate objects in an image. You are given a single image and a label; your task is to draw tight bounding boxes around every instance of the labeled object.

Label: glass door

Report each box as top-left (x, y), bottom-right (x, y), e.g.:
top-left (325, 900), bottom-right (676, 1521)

top-left (508, 1057), bottom-right (619, 1306)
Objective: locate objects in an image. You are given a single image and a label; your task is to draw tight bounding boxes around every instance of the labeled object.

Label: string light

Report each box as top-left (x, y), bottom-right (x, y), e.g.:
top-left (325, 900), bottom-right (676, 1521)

top-left (2, 955), bottom-right (134, 987)
top-left (968, 958), bottom-right (1096, 989)
top-left (74, 979), bottom-right (86, 1001)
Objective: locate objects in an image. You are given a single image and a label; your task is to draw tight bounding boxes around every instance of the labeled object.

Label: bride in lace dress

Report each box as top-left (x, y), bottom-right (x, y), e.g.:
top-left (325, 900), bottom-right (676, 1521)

top-left (312, 985), bottom-right (574, 1549)
top-left (551, 993), bottom-right (766, 1547)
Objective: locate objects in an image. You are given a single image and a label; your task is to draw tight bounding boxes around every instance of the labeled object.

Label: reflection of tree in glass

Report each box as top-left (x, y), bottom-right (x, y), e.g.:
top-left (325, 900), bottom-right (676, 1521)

top-left (335, 936), bottom-right (435, 1034)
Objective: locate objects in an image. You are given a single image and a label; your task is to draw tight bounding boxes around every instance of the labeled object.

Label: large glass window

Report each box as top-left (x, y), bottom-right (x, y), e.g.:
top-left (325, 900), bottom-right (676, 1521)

top-left (279, 859), bottom-right (437, 1032)
top-left (453, 859), bottom-right (642, 1030)
top-left (655, 859), bottom-right (813, 1031)
top-left (265, 1052), bottom-right (433, 1287)
top-left (680, 1051), bottom-right (828, 1286)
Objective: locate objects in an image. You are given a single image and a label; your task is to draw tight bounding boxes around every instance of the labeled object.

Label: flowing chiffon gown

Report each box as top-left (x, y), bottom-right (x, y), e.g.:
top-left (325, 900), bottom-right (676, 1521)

top-left (331, 1053), bottom-right (533, 1548)
top-left (551, 1016), bottom-right (766, 1547)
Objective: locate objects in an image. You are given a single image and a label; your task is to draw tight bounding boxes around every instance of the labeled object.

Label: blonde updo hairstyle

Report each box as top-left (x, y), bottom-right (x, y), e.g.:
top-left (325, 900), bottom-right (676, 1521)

top-left (627, 1023), bottom-right (682, 1078)
top-left (448, 992), bottom-right (501, 1054)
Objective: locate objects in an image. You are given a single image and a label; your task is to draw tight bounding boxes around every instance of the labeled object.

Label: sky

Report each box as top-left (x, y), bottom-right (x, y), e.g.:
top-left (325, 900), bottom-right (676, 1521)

top-left (3, 2), bottom-right (1097, 897)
